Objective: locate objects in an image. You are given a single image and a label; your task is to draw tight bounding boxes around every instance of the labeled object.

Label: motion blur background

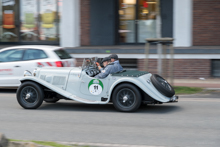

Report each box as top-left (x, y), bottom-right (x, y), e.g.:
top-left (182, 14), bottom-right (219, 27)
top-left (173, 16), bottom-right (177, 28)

top-left (0, 0), bottom-right (220, 80)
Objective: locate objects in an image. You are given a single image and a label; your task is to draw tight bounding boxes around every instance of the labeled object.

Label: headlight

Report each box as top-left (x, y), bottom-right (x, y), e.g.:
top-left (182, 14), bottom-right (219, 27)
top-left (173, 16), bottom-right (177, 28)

top-left (24, 70), bottom-right (32, 77)
top-left (33, 69), bottom-right (37, 76)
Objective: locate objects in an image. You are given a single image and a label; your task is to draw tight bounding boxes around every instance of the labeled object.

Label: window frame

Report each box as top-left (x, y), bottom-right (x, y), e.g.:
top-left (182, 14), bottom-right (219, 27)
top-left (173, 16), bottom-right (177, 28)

top-left (211, 59), bottom-right (220, 77)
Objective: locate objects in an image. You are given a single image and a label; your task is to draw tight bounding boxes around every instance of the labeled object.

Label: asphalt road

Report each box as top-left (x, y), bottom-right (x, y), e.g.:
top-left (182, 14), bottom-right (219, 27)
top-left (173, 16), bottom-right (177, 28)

top-left (0, 89), bottom-right (220, 147)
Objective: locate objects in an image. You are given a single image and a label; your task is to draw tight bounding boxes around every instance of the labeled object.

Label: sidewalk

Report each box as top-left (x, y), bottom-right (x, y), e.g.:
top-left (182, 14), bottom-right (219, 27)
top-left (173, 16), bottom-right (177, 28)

top-left (173, 79), bottom-right (220, 89)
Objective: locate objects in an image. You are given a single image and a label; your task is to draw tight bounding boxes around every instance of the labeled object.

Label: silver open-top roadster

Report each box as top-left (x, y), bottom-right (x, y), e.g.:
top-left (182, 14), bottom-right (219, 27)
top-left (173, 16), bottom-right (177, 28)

top-left (16, 57), bottom-right (178, 112)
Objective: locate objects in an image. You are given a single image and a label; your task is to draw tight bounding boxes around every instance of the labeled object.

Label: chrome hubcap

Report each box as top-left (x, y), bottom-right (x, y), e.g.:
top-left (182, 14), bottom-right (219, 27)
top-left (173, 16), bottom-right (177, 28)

top-left (21, 86), bottom-right (38, 104)
top-left (25, 93), bottom-right (31, 99)
top-left (117, 88), bottom-right (136, 108)
top-left (123, 96), bottom-right (128, 103)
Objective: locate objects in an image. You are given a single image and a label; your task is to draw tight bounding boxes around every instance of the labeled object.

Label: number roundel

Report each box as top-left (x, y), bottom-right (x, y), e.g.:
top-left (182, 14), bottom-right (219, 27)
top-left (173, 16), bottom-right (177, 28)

top-left (88, 79), bottom-right (104, 95)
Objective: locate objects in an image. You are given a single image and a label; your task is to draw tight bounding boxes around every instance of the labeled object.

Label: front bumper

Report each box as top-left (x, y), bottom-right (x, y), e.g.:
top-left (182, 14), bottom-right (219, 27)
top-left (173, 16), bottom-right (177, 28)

top-left (169, 95), bottom-right (179, 102)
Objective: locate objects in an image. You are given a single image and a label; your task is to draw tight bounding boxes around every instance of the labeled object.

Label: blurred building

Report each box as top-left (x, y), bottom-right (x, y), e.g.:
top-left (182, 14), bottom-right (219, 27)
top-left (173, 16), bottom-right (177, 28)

top-left (0, 0), bottom-right (63, 45)
top-left (0, 0), bottom-right (219, 78)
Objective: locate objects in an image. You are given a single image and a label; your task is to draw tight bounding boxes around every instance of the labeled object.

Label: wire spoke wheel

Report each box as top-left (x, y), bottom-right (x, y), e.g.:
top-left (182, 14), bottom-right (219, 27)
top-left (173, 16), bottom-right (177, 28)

top-left (17, 82), bottom-right (44, 109)
top-left (112, 83), bottom-right (141, 112)
top-left (21, 86), bottom-right (38, 104)
top-left (117, 88), bottom-right (136, 109)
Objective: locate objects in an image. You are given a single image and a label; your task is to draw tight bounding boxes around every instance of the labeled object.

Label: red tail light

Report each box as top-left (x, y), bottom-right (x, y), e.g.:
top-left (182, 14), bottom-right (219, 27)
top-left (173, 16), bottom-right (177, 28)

top-left (55, 61), bottom-right (63, 67)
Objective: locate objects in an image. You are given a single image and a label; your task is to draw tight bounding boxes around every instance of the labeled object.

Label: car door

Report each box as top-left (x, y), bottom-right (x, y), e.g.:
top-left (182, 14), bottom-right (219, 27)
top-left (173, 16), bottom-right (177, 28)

top-left (1, 48), bottom-right (50, 87)
top-left (79, 73), bottom-right (110, 101)
top-left (21, 48), bottom-right (49, 71)
top-left (0, 49), bottom-right (25, 86)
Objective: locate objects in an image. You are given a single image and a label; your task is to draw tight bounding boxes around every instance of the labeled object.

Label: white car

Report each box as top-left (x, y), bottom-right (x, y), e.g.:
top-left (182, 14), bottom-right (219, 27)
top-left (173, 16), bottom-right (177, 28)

top-left (17, 57), bottom-right (178, 112)
top-left (0, 45), bottom-right (76, 88)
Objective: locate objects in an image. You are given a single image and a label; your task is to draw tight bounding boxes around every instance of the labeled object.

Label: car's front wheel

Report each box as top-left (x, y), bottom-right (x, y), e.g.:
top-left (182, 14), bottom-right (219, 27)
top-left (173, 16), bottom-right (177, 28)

top-left (112, 83), bottom-right (141, 112)
top-left (16, 81), bottom-right (44, 109)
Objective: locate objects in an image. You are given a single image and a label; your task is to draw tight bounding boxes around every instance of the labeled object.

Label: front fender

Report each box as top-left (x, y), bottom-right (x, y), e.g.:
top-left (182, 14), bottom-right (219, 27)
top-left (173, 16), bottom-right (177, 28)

top-left (20, 76), bottom-right (72, 98)
top-left (20, 77), bottom-right (102, 104)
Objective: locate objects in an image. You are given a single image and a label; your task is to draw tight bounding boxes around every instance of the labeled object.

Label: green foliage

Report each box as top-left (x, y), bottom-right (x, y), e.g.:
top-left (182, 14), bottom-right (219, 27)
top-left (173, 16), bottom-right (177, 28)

top-left (31, 141), bottom-right (72, 147)
top-left (9, 139), bottom-right (91, 147)
top-left (174, 86), bottom-right (203, 94)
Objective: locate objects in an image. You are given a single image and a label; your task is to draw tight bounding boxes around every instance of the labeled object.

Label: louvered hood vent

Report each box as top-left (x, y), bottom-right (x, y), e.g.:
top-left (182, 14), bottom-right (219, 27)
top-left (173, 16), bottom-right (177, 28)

top-left (52, 76), bottom-right (66, 85)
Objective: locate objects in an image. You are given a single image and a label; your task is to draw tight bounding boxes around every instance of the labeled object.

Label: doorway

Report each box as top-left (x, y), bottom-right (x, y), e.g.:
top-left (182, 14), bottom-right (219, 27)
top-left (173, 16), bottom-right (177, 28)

top-left (118, 0), bottom-right (157, 43)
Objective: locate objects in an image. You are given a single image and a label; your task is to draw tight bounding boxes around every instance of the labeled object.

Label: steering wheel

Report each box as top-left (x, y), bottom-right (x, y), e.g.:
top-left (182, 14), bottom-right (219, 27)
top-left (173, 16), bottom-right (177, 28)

top-left (85, 68), bottom-right (100, 77)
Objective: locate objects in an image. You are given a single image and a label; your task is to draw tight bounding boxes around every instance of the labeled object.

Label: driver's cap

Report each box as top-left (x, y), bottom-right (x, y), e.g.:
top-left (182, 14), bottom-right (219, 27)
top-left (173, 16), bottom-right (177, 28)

top-left (109, 54), bottom-right (118, 60)
top-left (101, 57), bottom-right (110, 63)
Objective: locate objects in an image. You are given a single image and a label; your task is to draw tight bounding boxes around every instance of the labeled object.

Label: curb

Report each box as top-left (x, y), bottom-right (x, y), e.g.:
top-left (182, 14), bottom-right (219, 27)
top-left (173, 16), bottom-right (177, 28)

top-left (204, 88), bottom-right (220, 90)
top-left (57, 141), bottom-right (165, 147)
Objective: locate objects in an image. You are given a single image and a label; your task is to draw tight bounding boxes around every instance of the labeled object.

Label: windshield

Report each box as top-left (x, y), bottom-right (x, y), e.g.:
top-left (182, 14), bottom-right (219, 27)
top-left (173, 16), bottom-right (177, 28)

top-left (82, 57), bottom-right (98, 70)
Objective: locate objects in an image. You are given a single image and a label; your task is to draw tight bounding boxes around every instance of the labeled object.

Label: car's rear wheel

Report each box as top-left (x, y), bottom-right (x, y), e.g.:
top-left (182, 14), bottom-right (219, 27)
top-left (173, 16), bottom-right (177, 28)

top-left (112, 83), bottom-right (141, 112)
top-left (150, 74), bottom-right (175, 97)
top-left (16, 81), bottom-right (44, 109)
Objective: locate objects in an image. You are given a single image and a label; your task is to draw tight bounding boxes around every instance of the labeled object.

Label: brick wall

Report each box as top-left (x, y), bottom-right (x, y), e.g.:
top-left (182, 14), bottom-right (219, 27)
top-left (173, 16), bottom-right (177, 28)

top-left (75, 58), bottom-right (84, 67)
top-left (138, 59), bottom-right (158, 74)
top-left (75, 58), bottom-right (211, 79)
top-left (138, 59), bottom-right (211, 78)
top-left (80, 0), bottom-right (90, 46)
top-left (193, 0), bottom-right (220, 45)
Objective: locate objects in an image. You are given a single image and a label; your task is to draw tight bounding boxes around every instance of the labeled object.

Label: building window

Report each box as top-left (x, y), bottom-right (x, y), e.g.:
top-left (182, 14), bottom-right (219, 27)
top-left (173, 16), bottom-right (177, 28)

top-left (0, 0), bottom-right (62, 43)
top-left (118, 0), bottom-right (157, 43)
top-left (120, 59), bottom-right (137, 70)
top-left (1, 0), bottom-right (19, 42)
top-left (212, 59), bottom-right (220, 77)
top-left (39, 0), bottom-right (58, 41)
top-left (20, 0), bottom-right (38, 41)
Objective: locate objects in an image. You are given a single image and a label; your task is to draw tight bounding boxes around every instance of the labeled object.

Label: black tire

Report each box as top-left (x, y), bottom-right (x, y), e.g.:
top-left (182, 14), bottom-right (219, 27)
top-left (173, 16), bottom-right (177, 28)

top-left (112, 83), bottom-right (142, 112)
top-left (150, 74), bottom-right (175, 97)
top-left (16, 81), bottom-right (44, 109)
top-left (44, 98), bottom-right (60, 103)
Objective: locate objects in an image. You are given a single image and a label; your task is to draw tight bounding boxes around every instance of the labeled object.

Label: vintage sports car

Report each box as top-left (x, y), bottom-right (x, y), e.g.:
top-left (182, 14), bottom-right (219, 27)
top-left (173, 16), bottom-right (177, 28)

top-left (16, 57), bottom-right (178, 112)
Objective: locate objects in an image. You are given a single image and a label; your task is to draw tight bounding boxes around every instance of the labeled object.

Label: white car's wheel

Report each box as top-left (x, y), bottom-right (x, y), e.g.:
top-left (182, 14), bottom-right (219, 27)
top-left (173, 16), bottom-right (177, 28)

top-left (112, 83), bottom-right (141, 112)
top-left (16, 82), bottom-right (44, 109)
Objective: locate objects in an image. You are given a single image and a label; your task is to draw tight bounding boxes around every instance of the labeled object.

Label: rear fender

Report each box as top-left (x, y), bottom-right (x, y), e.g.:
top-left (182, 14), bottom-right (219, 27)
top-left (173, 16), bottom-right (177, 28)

top-left (108, 76), bottom-right (171, 103)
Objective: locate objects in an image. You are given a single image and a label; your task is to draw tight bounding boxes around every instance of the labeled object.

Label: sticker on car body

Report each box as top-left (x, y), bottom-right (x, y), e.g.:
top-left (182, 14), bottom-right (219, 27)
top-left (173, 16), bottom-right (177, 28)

top-left (88, 79), bottom-right (104, 95)
top-left (0, 69), bottom-right (13, 75)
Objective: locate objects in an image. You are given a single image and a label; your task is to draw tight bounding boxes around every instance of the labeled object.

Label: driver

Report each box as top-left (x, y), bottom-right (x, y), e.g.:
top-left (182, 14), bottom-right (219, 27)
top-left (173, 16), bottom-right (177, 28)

top-left (95, 57), bottom-right (114, 79)
top-left (96, 57), bottom-right (110, 72)
top-left (109, 54), bottom-right (123, 72)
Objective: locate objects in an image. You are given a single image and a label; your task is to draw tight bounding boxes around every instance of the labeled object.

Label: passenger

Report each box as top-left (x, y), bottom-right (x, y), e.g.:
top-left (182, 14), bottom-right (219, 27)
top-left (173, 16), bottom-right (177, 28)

top-left (109, 54), bottom-right (123, 73)
top-left (95, 57), bottom-right (114, 79)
